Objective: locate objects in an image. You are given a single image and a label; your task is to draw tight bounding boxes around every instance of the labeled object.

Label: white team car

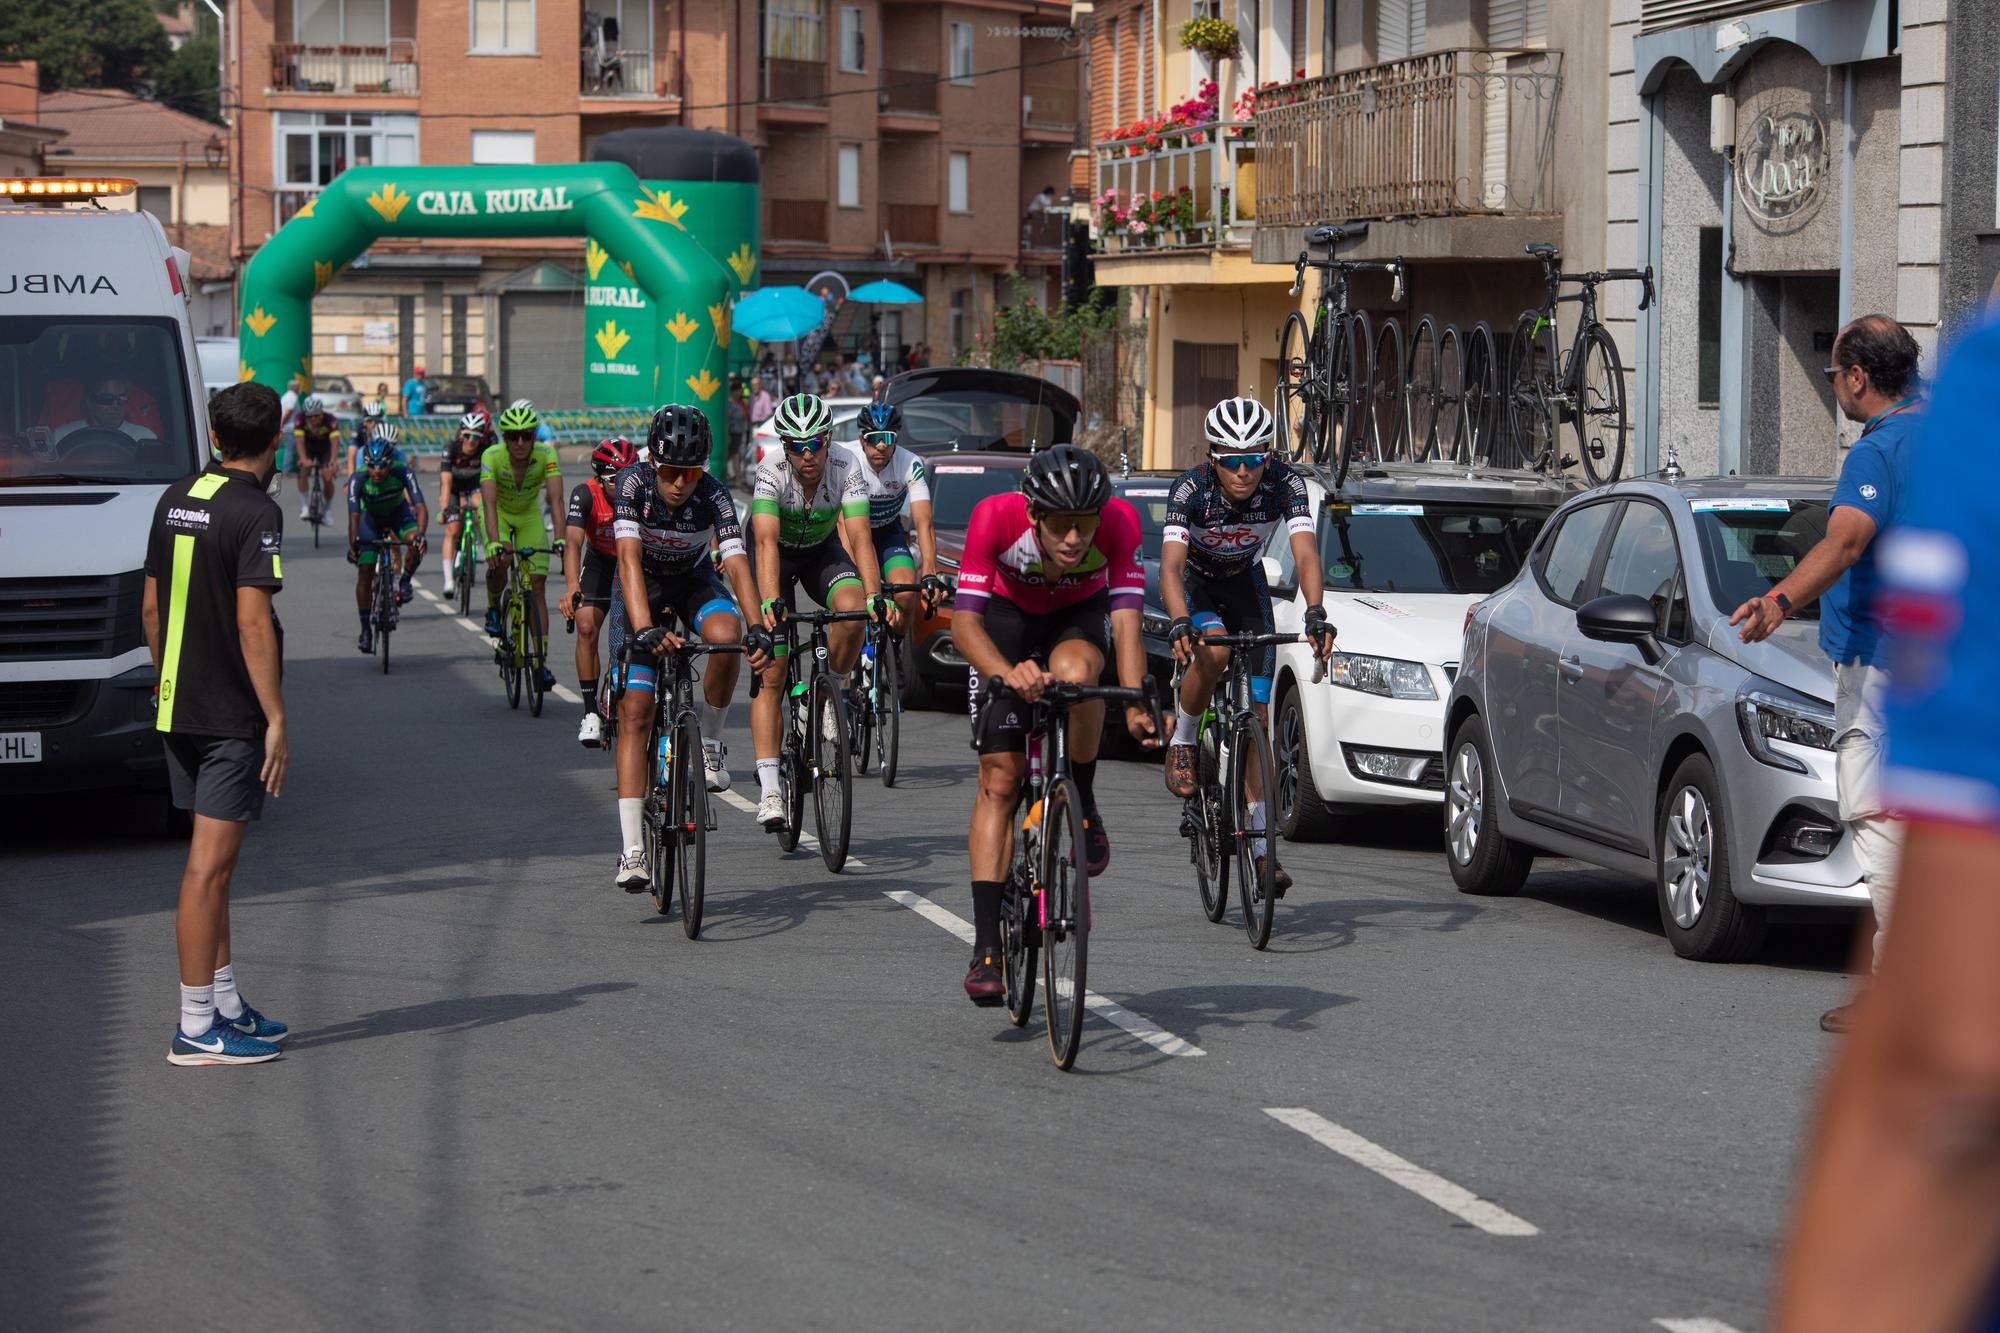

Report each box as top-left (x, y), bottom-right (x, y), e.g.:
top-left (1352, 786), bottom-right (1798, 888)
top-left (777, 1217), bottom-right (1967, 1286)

top-left (1260, 463), bottom-right (1572, 839)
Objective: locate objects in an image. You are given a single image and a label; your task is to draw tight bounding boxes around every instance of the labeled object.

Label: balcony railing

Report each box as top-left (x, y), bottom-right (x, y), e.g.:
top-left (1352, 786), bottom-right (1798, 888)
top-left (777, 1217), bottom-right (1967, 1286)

top-left (762, 57), bottom-right (828, 104)
top-left (580, 48), bottom-right (681, 98)
top-left (765, 197), bottom-right (828, 243)
top-left (1253, 49), bottom-right (1564, 228)
top-left (1023, 85), bottom-right (1078, 133)
top-left (881, 66), bottom-right (939, 114)
top-left (1021, 211), bottom-right (1066, 251)
top-left (884, 203), bottom-right (938, 245)
top-left (1092, 121), bottom-right (1254, 253)
top-left (269, 39), bottom-right (417, 95)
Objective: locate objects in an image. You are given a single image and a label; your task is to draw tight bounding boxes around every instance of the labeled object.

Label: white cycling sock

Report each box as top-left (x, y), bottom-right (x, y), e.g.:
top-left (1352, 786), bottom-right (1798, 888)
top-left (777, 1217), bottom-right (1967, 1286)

top-left (211, 963), bottom-right (244, 1020)
top-left (180, 983), bottom-right (216, 1039)
top-left (1247, 800), bottom-right (1269, 859)
top-left (1172, 706), bottom-right (1200, 745)
top-left (756, 759), bottom-right (780, 798)
top-left (618, 797), bottom-right (643, 854)
top-left (704, 701), bottom-right (729, 741)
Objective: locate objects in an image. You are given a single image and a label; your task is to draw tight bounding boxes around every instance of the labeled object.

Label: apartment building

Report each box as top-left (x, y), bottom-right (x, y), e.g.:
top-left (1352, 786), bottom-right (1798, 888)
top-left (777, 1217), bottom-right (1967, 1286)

top-left (0, 62), bottom-right (64, 177)
top-left (1630, 0), bottom-right (1995, 476)
top-left (226, 0), bottom-right (1085, 408)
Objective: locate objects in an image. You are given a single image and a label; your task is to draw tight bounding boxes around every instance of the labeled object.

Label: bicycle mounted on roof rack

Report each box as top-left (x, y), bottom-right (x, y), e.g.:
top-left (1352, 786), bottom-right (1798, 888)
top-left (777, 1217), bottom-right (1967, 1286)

top-left (1505, 242), bottom-right (1655, 487)
top-left (1277, 222), bottom-right (1408, 489)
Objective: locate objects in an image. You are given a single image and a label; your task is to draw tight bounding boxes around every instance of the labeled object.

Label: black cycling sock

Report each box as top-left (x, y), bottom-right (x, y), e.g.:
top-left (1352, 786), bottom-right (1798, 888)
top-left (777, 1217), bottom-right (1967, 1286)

top-left (358, 607), bottom-right (369, 628)
top-left (971, 880), bottom-right (1004, 952)
top-left (581, 681), bottom-right (598, 714)
top-left (1073, 759), bottom-right (1099, 815)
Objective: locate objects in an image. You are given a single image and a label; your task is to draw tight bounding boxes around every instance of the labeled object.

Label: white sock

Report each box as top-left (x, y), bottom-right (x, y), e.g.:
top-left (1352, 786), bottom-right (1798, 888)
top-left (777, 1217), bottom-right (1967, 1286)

top-left (704, 701), bottom-right (729, 740)
top-left (618, 797), bottom-right (643, 853)
top-left (212, 963), bottom-right (244, 1020)
top-left (1172, 706), bottom-right (1200, 745)
top-left (756, 759), bottom-right (780, 798)
top-left (1247, 800), bottom-right (1269, 858)
top-left (180, 983), bottom-right (216, 1039)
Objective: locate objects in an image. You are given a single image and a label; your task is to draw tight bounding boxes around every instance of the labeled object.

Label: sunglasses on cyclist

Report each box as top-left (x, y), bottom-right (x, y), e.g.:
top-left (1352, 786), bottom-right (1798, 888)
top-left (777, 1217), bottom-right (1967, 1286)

top-left (860, 430), bottom-right (898, 447)
top-left (1211, 452), bottom-right (1269, 471)
top-left (657, 464), bottom-right (703, 484)
top-left (502, 429), bottom-right (536, 442)
top-left (783, 435), bottom-right (829, 455)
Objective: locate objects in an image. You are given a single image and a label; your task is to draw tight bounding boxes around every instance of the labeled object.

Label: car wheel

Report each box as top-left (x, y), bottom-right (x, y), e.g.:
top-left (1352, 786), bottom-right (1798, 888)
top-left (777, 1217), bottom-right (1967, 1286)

top-left (1275, 684), bottom-right (1336, 841)
top-left (1655, 753), bottom-right (1767, 962)
top-left (1444, 715), bottom-right (1532, 896)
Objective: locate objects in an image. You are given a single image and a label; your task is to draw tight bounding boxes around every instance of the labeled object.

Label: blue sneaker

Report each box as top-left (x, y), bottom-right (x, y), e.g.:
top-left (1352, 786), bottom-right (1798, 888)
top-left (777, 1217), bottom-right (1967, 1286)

top-left (167, 1019), bottom-right (281, 1067)
top-left (483, 608), bottom-right (503, 636)
top-left (219, 1002), bottom-right (288, 1044)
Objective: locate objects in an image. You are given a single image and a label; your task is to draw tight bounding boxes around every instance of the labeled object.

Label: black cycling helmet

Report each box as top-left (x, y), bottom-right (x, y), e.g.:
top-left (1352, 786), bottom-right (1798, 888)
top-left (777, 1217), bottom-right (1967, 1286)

top-left (1020, 444), bottom-right (1110, 514)
top-left (647, 403), bottom-right (711, 468)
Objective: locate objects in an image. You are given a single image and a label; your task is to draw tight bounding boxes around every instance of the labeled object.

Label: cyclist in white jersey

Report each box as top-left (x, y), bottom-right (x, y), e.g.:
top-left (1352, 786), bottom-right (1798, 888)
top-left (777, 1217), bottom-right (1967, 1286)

top-left (836, 401), bottom-right (944, 628)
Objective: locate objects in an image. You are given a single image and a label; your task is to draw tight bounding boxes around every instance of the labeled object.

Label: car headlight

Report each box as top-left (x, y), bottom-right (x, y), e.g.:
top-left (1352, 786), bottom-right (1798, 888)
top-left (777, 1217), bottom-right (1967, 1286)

top-left (1327, 653), bottom-right (1437, 700)
top-left (1142, 611), bottom-right (1171, 638)
top-left (1736, 688), bottom-right (1837, 773)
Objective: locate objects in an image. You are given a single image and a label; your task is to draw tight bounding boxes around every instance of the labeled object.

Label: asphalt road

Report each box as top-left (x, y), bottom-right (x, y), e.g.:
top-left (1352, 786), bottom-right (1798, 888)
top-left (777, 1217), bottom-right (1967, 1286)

top-left (2, 528), bottom-right (1860, 1332)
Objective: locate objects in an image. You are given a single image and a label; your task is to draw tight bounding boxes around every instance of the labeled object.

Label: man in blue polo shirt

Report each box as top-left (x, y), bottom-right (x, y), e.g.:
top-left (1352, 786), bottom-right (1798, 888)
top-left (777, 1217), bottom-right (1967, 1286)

top-left (1730, 313), bottom-right (1923, 1031)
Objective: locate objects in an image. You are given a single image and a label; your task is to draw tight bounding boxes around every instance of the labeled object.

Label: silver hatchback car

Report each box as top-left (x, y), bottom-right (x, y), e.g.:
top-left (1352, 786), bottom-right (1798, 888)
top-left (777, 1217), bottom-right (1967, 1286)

top-left (1443, 476), bottom-right (1867, 961)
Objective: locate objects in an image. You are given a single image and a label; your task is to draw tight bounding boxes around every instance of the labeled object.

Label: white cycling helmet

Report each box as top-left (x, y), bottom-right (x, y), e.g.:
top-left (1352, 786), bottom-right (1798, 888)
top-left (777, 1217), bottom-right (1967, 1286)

top-left (1204, 396), bottom-right (1276, 454)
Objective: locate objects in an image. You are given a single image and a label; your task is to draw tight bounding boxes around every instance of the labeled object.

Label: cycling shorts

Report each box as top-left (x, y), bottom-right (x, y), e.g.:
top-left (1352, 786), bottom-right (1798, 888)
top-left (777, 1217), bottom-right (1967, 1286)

top-left (870, 521), bottom-right (916, 578)
top-left (776, 537), bottom-right (862, 609)
top-left (614, 565), bottom-right (740, 696)
top-left (356, 506), bottom-right (419, 564)
top-left (295, 434), bottom-right (335, 468)
top-left (1186, 565), bottom-right (1275, 704)
top-left (965, 590), bottom-right (1110, 755)
top-left (491, 510), bottom-right (551, 577)
top-left (575, 549), bottom-right (616, 612)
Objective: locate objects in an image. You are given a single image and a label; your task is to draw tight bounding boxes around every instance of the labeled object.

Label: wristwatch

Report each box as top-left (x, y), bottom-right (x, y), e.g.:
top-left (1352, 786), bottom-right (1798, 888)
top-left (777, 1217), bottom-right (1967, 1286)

top-left (1765, 591), bottom-right (1793, 618)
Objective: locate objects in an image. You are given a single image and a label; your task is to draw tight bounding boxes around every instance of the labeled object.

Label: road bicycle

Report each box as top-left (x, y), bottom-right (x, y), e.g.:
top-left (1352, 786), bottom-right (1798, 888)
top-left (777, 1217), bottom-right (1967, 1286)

top-left (492, 524), bottom-right (561, 716)
top-left (1278, 222), bottom-right (1407, 486)
top-left (450, 495), bottom-right (484, 619)
top-left (630, 627), bottom-right (746, 939)
top-left (1406, 317), bottom-right (1502, 467)
top-left (1177, 632), bottom-right (1319, 950)
top-left (974, 673), bottom-right (1162, 1071)
top-left (301, 460), bottom-right (329, 547)
top-left (1507, 242), bottom-right (1655, 486)
top-left (848, 579), bottom-right (945, 788)
top-left (768, 603), bottom-right (875, 873)
top-left (357, 533), bottom-right (410, 675)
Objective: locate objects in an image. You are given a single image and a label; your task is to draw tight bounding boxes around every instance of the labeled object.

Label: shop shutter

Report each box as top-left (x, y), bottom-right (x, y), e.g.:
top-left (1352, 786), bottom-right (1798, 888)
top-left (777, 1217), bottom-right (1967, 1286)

top-left (1640, 0), bottom-right (1789, 34)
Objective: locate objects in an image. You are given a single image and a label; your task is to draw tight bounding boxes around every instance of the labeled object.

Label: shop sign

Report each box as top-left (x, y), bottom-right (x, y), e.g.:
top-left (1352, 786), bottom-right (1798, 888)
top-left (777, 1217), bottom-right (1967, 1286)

top-left (1737, 109), bottom-right (1827, 224)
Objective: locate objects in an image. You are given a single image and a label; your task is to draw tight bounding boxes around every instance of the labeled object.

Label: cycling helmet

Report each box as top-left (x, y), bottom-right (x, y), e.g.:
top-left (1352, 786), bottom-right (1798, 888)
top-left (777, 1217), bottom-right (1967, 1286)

top-left (770, 393), bottom-right (833, 443)
top-left (362, 398), bottom-right (386, 419)
top-left (362, 438), bottom-right (397, 468)
top-left (497, 399), bottom-right (539, 433)
top-left (372, 422), bottom-right (401, 447)
top-left (592, 436), bottom-right (638, 478)
top-left (300, 394), bottom-right (325, 415)
top-left (647, 404), bottom-right (711, 468)
top-left (1204, 396), bottom-right (1276, 453)
top-left (458, 409), bottom-right (490, 434)
top-left (1021, 444), bottom-right (1110, 513)
top-left (856, 401), bottom-right (904, 439)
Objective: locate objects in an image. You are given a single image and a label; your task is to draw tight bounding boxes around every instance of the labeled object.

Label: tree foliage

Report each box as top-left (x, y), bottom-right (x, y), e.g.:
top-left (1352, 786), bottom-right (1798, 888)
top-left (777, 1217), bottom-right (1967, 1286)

top-left (0, 0), bottom-right (171, 92)
top-left (154, 33), bottom-right (221, 123)
top-left (983, 276), bottom-right (1122, 370)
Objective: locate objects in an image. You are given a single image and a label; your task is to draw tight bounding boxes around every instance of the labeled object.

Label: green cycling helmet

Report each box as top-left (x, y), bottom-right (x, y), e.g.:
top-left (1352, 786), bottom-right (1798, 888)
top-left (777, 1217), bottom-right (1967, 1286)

top-left (771, 393), bottom-right (833, 443)
top-left (497, 399), bottom-right (539, 433)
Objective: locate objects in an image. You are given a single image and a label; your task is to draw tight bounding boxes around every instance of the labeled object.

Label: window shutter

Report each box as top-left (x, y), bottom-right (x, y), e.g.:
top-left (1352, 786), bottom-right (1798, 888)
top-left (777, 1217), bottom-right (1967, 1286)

top-left (1489, 0), bottom-right (1547, 49)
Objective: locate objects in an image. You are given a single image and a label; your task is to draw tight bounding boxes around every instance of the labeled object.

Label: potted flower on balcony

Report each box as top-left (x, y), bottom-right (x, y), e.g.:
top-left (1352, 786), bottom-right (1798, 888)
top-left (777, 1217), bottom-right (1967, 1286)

top-left (1178, 16), bottom-right (1241, 63)
top-left (1170, 187), bottom-right (1202, 245)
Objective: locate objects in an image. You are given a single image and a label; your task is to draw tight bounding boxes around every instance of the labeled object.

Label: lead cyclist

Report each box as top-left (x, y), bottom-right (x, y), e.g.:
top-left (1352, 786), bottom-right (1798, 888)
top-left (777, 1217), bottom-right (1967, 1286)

top-left (479, 399), bottom-right (564, 693)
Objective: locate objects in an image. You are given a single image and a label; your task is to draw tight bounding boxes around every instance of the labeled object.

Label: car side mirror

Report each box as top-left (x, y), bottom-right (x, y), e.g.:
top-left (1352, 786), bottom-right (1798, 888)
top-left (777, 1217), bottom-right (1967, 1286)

top-left (1262, 554), bottom-right (1294, 595)
top-left (1576, 593), bottom-right (1663, 663)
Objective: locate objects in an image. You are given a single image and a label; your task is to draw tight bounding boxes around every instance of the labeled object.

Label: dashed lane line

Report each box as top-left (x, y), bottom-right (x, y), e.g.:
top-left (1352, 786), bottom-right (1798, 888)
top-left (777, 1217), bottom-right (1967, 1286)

top-left (410, 579), bottom-right (583, 699)
top-left (1654, 1321), bottom-right (1746, 1333)
top-left (1264, 1108), bottom-right (1539, 1236)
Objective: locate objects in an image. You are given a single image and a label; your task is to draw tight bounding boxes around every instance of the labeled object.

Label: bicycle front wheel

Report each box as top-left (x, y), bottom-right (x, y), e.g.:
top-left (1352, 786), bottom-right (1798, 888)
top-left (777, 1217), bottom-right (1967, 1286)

top-left (777, 735), bottom-right (806, 853)
top-left (674, 711), bottom-right (706, 938)
top-left (1572, 323), bottom-right (1628, 486)
top-left (1435, 324), bottom-right (1465, 468)
top-left (878, 639), bottom-right (901, 789)
top-left (1462, 322), bottom-right (1499, 466)
top-left (456, 544), bottom-right (475, 618)
top-left (500, 591), bottom-right (522, 709)
top-left (1275, 311), bottom-right (1322, 465)
top-left (1233, 715), bottom-right (1280, 950)
top-left (811, 675), bottom-right (852, 872)
top-left (1193, 718), bottom-right (1229, 923)
top-left (526, 610), bottom-right (547, 718)
top-left (850, 653), bottom-right (875, 777)
top-left (1331, 313), bottom-right (1374, 487)
top-left (377, 580), bottom-right (394, 676)
top-left (1370, 316), bottom-right (1407, 463)
top-left (1040, 777), bottom-right (1090, 1070)
top-left (644, 716), bottom-right (673, 914)
top-left (1405, 316), bottom-right (1441, 461)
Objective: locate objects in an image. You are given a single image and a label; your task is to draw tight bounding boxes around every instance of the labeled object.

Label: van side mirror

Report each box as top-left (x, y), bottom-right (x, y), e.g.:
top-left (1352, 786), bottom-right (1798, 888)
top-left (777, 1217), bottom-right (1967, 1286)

top-left (1262, 553), bottom-right (1293, 595)
top-left (1576, 593), bottom-right (1662, 663)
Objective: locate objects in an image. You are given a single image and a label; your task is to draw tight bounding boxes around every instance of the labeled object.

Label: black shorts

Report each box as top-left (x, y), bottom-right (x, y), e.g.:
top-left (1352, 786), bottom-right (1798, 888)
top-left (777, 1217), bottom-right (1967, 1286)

top-left (776, 538), bottom-right (862, 608)
top-left (609, 563), bottom-right (738, 648)
top-left (1186, 566), bottom-right (1276, 701)
top-left (295, 435), bottom-right (334, 469)
top-left (575, 549), bottom-right (616, 611)
top-left (966, 591), bottom-right (1111, 755)
top-left (163, 732), bottom-right (266, 822)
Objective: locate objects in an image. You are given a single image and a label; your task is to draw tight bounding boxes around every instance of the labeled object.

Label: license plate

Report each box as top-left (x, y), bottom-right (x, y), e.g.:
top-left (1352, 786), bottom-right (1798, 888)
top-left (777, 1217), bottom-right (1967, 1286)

top-left (432, 403), bottom-right (466, 415)
top-left (0, 732), bottom-right (42, 763)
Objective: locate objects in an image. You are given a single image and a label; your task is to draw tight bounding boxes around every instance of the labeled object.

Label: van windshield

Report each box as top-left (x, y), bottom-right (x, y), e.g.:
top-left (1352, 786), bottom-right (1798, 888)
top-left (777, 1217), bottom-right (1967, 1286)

top-left (0, 317), bottom-right (199, 484)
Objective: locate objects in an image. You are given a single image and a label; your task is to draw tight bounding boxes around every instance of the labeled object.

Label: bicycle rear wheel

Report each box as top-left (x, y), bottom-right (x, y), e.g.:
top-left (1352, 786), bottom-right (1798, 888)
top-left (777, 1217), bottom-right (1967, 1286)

top-left (1233, 715), bottom-right (1279, 950)
top-left (500, 591), bottom-right (522, 709)
top-left (1462, 322), bottom-right (1499, 466)
top-left (1040, 777), bottom-right (1090, 1070)
top-left (1275, 311), bottom-right (1322, 466)
top-left (777, 734), bottom-right (806, 853)
top-left (1405, 316), bottom-right (1441, 461)
top-left (1571, 323), bottom-right (1628, 486)
top-left (878, 639), bottom-right (901, 788)
top-left (811, 675), bottom-right (852, 872)
top-left (1331, 313), bottom-right (1373, 487)
top-left (1002, 858), bottom-right (1038, 1028)
top-left (673, 711), bottom-right (706, 938)
top-left (1509, 311), bottom-right (1559, 473)
top-left (1370, 316), bottom-right (1407, 463)
top-left (1435, 324), bottom-right (1465, 467)
top-left (377, 578), bottom-right (393, 675)
top-left (1193, 717), bottom-right (1229, 922)
top-left (455, 543), bottom-right (475, 618)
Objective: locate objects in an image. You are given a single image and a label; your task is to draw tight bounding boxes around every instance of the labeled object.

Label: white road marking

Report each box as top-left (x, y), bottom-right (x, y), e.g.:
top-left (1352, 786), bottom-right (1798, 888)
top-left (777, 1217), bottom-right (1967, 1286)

top-left (1654, 1321), bottom-right (1745, 1333)
top-left (1263, 1108), bottom-right (1539, 1236)
top-left (552, 685), bottom-right (583, 704)
top-left (884, 888), bottom-right (973, 942)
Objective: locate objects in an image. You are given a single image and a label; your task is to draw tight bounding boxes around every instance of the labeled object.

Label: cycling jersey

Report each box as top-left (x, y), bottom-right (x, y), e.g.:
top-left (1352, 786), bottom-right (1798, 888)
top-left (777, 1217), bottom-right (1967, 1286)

top-left (1161, 460), bottom-right (1313, 580)
top-left (837, 440), bottom-right (931, 530)
top-left (953, 491), bottom-right (1144, 618)
top-left (565, 478), bottom-right (618, 559)
top-left (295, 413), bottom-right (338, 461)
top-left (441, 440), bottom-right (485, 502)
top-left (479, 440), bottom-right (561, 516)
top-left (750, 452), bottom-right (870, 549)
top-left (611, 463), bottom-right (746, 576)
top-left (347, 460), bottom-right (424, 518)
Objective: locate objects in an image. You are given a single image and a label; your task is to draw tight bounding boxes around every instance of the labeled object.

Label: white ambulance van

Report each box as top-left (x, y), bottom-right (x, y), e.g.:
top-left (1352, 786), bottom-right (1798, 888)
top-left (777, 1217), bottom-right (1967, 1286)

top-left (0, 178), bottom-right (212, 808)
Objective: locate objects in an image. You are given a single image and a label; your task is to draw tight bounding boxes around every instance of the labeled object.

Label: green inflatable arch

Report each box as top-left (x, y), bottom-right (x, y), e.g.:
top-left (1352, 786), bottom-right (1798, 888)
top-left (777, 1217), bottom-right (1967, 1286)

top-left (238, 162), bottom-right (736, 437)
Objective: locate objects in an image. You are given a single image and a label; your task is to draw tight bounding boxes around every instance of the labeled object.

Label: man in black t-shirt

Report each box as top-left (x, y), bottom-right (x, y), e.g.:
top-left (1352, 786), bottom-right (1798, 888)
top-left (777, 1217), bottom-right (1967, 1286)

top-left (142, 382), bottom-right (291, 1068)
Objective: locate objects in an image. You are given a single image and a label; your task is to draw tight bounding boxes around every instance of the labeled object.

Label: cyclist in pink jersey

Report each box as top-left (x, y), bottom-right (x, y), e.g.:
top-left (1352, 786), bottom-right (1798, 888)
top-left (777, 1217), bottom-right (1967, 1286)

top-left (952, 445), bottom-right (1159, 1005)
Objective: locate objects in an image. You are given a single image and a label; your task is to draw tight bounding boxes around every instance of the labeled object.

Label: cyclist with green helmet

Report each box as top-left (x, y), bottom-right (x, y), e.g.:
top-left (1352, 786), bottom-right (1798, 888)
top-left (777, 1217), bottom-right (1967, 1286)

top-left (479, 399), bottom-right (564, 693)
top-left (346, 426), bottom-right (429, 654)
top-left (747, 392), bottom-right (898, 829)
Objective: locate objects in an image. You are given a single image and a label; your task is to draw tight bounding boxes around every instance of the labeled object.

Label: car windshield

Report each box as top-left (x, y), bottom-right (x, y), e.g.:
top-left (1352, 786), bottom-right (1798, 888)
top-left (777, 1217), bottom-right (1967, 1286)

top-left (1693, 499), bottom-right (1828, 621)
top-left (927, 463), bottom-right (1022, 530)
top-left (0, 316), bottom-right (199, 484)
top-left (1318, 501), bottom-right (1548, 594)
top-left (428, 378), bottom-right (484, 399)
top-left (895, 391), bottom-right (1065, 452)
top-left (1115, 485), bottom-right (1174, 560)
top-left (314, 375), bottom-right (355, 393)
